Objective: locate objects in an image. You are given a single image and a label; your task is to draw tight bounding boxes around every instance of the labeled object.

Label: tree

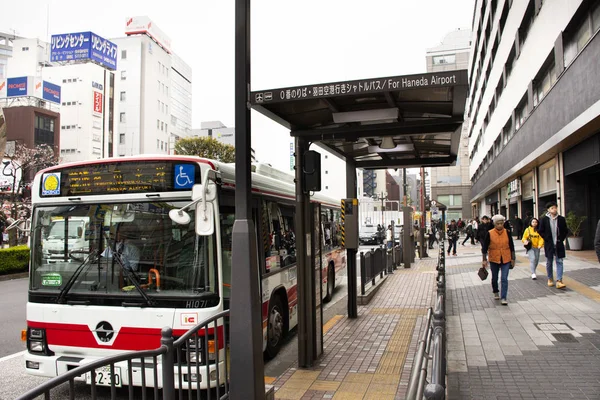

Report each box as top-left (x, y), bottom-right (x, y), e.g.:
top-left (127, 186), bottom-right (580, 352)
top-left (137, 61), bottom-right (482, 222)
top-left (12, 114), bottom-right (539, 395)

top-left (174, 137), bottom-right (235, 163)
top-left (13, 143), bottom-right (57, 188)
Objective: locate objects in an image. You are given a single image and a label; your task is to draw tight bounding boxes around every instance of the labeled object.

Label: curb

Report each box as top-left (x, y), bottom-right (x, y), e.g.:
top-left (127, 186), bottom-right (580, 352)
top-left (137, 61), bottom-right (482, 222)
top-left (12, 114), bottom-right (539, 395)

top-left (0, 271), bottom-right (28, 282)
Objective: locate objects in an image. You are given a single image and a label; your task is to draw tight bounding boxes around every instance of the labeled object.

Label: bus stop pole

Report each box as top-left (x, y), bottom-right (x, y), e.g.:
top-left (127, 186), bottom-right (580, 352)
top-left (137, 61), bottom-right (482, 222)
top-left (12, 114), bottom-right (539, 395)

top-left (230, 0), bottom-right (265, 398)
top-left (295, 137), bottom-right (316, 367)
top-left (346, 161), bottom-right (358, 319)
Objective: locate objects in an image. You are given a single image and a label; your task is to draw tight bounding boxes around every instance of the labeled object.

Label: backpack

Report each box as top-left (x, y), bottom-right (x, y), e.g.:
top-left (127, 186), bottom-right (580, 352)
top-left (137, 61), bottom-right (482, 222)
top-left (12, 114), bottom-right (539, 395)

top-left (466, 224), bottom-right (473, 235)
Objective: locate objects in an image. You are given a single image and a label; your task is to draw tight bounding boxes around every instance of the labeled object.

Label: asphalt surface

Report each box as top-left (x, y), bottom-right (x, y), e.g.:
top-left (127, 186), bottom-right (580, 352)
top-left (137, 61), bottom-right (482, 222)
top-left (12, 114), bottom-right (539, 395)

top-left (0, 249), bottom-right (371, 399)
top-left (0, 277), bottom-right (28, 358)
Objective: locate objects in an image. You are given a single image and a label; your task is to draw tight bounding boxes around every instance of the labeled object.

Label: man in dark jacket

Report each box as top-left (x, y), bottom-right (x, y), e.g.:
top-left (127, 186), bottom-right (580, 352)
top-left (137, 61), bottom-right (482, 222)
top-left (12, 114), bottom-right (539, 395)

top-left (514, 216), bottom-right (524, 240)
top-left (523, 211), bottom-right (533, 233)
top-left (537, 201), bottom-right (568, 289)
top-left (595, 219), bottom-right (600, 264)
top-left (477, 215), bottom-right (493, 245)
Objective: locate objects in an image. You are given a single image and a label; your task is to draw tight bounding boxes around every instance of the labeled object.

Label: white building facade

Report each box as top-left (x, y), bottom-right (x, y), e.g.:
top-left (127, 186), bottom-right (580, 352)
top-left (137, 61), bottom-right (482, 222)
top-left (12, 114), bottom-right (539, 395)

top-left (42, 63), bottom-right (114, 162)
top-left (112, 17), bottom-right (192, 157)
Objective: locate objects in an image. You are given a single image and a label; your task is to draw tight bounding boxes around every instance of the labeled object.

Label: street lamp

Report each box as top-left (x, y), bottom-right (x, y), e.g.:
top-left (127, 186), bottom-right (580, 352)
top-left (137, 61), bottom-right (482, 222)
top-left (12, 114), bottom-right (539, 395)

top-left (373, 191), bottom-right (388, 229)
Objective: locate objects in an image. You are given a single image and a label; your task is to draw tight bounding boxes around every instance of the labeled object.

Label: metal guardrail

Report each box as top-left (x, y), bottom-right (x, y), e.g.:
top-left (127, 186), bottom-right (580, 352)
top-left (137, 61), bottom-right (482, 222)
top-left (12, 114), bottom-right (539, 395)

top-left (17, 310), bottom-right (230, 400)
top-left (359, 245), bottom-right (401, 295)
top-left (405, 241), bottom-right (447, 400)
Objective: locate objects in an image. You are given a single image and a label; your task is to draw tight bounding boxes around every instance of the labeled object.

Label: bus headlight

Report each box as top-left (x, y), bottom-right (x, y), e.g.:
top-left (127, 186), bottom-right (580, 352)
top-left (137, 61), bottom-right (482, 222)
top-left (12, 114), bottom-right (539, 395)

top-left (29, 340), bottom-right (44, 352)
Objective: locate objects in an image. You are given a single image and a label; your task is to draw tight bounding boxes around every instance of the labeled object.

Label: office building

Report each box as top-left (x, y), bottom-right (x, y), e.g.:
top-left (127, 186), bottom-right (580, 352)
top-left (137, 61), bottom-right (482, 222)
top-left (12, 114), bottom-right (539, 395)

top-left (426, 28), bottom-right (472, 221)
top-left (112, 17), bottom-right (192, 157)
top-left (467, 0), bottom-right (600, 249)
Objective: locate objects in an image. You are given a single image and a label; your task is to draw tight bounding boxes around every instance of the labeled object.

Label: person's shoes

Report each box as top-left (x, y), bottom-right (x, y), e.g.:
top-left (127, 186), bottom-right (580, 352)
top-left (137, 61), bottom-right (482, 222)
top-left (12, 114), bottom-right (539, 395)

top-left (531, 273), bottom-right (537, 280)
top-left (501, 299), bottom-right (508, 306)
top-left (548, 279), bottom-right (554, 287)
top-left (453, 253), bottom-right (457, 256)
top-left (556, 280), bottom-right (566, 289)
top-left (494, 293), bottom-right (500, 300)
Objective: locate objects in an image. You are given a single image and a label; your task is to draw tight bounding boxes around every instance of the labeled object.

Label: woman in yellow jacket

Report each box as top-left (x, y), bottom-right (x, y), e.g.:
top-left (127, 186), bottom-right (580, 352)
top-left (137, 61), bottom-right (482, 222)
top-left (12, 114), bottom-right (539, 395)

top-left (522, 218), bottom-right (544, 280)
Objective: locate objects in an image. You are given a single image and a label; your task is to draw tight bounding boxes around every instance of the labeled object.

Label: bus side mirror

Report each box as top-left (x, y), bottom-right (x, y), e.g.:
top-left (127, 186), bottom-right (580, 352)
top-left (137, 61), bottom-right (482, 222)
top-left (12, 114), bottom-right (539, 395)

top-left (77, 227), bottom-right (83, 237)
top-left (196, 203), bottom-right (214, 236)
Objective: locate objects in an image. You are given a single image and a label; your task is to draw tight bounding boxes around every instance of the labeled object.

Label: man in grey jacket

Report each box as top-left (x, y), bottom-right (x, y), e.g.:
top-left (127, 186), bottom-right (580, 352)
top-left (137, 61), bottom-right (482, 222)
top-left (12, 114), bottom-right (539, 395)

top-left (595, 219), bottom-right (600, 264)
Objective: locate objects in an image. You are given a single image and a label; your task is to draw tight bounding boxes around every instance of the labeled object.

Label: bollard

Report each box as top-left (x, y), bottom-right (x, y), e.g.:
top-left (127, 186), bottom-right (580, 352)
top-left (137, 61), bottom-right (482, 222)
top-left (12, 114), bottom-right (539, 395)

top-left (423, 383), bottom-right (445, 400)
top-left (160, 327), bottom-right (175, 400)
top-left (360, 252), bottom-right (366, 296)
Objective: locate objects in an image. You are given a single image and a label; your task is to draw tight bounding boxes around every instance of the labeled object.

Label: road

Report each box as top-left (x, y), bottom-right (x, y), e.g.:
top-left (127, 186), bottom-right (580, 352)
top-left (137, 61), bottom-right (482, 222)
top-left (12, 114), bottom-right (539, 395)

top-left (0, 277), bottom-right (28, 358)
top-left (0, 249), bottom-right (372, 399)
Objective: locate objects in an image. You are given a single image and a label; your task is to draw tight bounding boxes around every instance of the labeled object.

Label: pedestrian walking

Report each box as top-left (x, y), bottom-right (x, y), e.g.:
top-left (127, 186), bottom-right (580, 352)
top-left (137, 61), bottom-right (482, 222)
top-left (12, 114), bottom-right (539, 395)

top-left (447, 219), bottom-right (459, 256)
top-left (522, 218), bottom-right (544, 280)
top-left (462, 219), bottom-right (476, 245)
top-left (428, 224), bottom-right (436, 249)
top-left (537, 201), bottom-right (568, 289)
top-left (523, 211), bottom-right (533, 232)
top-left (481, 214), bottom-right (515, 305)
top-left (386, 225), bottom-right (393, 251)
top-left (477, 215), bottom-right (493, 245)
top-left (594, 219), bottom-right (600, 264)
top-left (473, 217), bottom-right (480, 243)
top-left (514, 216), bottom-right (524, 241)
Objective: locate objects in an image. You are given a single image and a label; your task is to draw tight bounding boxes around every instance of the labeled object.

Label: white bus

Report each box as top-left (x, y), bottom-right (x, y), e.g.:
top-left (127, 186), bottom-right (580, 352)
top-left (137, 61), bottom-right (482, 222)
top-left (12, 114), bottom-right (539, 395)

top-left (24, 155), bottom-right (346, 389)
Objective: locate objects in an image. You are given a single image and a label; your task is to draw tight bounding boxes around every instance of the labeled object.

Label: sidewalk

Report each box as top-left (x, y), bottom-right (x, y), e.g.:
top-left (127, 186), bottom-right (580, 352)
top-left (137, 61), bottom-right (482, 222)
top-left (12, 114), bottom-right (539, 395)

top-left (270, 242), bottom-right (600, 399)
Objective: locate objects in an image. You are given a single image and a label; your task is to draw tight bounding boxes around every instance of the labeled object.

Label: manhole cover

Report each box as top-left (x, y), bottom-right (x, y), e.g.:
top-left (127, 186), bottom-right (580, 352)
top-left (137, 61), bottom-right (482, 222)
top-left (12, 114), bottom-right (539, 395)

top-left (534, 323), bottom-right (572, 332)
top-left (552, 333), bottom-right (578, 343)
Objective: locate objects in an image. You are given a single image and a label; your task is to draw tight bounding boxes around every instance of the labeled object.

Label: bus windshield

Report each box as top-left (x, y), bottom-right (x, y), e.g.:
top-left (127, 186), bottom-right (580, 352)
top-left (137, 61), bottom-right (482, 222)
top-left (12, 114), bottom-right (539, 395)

top-left (30, 201), bottom-right (217, 301)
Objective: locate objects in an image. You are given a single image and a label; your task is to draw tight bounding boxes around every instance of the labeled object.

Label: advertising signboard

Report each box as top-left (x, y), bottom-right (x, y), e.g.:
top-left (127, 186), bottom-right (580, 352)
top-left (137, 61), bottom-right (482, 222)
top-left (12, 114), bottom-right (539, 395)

top-left (93, 91), bottom-right (103, 114)
top-left (43, 81), bottom-right (61, 104)
top-left (51, 32), bottom-right (117, 70)
top-left (7, 77), bottom-right (28, 97)
top-left (125, 16), bottom-right (172, 54)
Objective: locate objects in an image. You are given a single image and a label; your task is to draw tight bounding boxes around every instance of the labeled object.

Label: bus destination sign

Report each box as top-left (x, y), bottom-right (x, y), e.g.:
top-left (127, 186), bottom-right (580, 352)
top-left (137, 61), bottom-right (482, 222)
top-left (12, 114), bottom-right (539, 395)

top-left (40, 161), bottom-right (201, 197)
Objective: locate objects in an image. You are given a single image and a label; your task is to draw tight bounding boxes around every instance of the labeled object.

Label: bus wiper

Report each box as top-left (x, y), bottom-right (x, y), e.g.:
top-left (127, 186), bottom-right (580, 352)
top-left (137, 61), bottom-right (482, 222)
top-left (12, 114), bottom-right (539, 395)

top-left (56, 251), bottom-right (99, 304)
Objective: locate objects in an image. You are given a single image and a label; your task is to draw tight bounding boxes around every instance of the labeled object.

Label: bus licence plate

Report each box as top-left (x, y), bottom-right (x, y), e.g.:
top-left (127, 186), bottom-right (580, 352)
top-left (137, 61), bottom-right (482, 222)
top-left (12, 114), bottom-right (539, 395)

top-left (86, 366), bottom-right (122, 387)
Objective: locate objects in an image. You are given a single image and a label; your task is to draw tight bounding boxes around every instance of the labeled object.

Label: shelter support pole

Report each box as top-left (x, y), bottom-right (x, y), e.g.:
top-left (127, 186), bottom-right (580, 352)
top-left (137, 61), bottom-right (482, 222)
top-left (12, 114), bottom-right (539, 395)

top-left (230, 0), bottom-right (265, 398)
top-left (346, 161), bottom-right (358, 318)
top-left (295, 137), bottom-right (316, 367)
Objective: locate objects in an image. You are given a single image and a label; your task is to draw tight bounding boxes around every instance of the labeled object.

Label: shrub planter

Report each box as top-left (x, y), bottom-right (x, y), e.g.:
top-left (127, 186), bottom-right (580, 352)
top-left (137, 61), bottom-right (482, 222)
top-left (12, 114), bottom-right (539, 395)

top-left (567, 237), bottom-right (584, 251)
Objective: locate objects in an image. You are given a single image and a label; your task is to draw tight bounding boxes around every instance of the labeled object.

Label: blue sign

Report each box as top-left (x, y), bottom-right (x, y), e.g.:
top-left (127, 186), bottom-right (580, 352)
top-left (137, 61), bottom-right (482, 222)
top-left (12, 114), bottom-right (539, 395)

top-left (42, 81), bottom-right (61, 104)
top-left (7, 77), bottom-right (28, 97)
top-left (174, 164), bottom-right (195, 189)
top-left (42, 173), bottom-right (61, 196)
top-left (51, 32), bottom-right (117, 70)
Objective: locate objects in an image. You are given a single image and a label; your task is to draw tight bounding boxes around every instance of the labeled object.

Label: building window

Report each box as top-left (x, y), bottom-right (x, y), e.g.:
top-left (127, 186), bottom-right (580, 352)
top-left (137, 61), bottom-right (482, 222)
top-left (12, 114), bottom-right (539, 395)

top-left (158, 80), bottom-right (161, 92)
top-left (165, 123), bottom-right (168, 132)
top-left (158, 100), bottom-right (161, 111)
top-left (157, 119), bottom-right (160, 129)
top-left (160, 141), bottom-right (164, 150)
top-left (121, 70), bottom-right (127, 80)
top-left (157, 139), bottom-right (160, 149)
top-left (533, 53), bottom-right (557, 107)
top-left (505, 44), bottom-right (517, 81)
top-left (432, 54), bottom-right (456, 65)
top-left (119, 133), bottom-right (126, 144)
top-left (34, 115), bottom-right (55, 147)
top-left (514, 94), bottom-right (528, 131)
top-left (436, 176), bottom-right (461, 184)
top-left (518, 1), bottom-right (535, 49)
top-left (494, 135), bottom-right (502, 157)
top-left (166, 105), bottom-right (168, 115)
top-left (563, 2), bottom-right (598, 66)
top-left (161, 121), bottom-right (164, 131)
top-left (120, 91), bottom-right (126, 101)
top-left (166, 86), bottom-right (169, 96)
top-left (62, 79), bottom-right (66, 83)
top-left (502, 116), bottom-right (514, 145)
top-left (22, 47), bottom-right (29, 51)
top-left (437, 194), bottom-right (462, 207)
top-left (121, 50), bottom-right (127, 59)
top-left (120, 112), bottom-right (126, 123)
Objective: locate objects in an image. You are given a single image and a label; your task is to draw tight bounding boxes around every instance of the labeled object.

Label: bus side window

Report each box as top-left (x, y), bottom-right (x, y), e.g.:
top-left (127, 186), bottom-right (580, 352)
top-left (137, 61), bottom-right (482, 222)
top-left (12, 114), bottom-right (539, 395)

top-left (332, 209), bottom-right (342, 248)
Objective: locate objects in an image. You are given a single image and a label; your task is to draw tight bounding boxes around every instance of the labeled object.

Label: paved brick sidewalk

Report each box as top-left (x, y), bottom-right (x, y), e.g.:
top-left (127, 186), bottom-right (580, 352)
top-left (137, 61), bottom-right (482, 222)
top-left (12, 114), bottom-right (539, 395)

top-left (446, 249), bottom-right (600, 400)
top-left (272, 258), bottom-right (438, 399)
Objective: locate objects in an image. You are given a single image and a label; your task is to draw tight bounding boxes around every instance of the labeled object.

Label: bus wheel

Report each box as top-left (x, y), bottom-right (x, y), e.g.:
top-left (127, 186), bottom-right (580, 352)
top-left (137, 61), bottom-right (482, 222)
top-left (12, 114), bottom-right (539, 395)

top-left (266, 296), bottom-right (284, 359)
top-left (324, 265), bottom-right (334, 303)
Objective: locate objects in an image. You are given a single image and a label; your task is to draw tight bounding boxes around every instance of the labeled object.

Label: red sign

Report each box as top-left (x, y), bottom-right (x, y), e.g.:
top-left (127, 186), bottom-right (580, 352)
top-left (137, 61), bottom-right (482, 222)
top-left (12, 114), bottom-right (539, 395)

top-left (93, 91), bottom-right (103, 114)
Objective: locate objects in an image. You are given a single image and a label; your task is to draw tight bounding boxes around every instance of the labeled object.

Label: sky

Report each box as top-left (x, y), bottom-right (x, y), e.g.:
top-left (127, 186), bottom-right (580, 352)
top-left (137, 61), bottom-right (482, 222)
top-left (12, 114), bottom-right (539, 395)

top-left (1, 0), bottom-right (475, 171)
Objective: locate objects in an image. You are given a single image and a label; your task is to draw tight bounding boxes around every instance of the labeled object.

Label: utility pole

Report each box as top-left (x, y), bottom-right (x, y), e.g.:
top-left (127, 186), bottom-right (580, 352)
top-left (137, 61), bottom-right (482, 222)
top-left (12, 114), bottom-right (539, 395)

top-left (402, 168), bottom-right (408, 207)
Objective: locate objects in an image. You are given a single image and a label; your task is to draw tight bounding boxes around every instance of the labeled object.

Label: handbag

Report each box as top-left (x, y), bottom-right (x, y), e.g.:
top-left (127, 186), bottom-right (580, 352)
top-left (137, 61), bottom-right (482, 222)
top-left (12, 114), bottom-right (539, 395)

top-left (478, 267), bottom-right (488, 280)
top-left (524, 242), bottom-right (532, 251)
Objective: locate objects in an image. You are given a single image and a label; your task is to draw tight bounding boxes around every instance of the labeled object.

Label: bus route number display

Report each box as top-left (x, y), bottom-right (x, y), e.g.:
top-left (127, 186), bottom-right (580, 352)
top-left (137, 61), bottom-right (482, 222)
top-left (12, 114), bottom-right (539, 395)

top-left (40, 161), bottom-right (200, 197)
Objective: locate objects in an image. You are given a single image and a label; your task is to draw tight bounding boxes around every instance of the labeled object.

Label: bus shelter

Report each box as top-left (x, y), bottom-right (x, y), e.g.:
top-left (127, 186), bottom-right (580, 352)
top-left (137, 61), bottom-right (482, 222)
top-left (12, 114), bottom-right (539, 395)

top-left (249, 70), bottom-right (469, 368)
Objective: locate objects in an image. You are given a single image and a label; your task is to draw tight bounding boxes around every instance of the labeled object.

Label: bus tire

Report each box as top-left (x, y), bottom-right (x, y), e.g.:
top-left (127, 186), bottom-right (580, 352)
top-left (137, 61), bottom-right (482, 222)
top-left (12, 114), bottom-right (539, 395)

top-left (265, 295), bottom-right (285, 359)
top-left (323, 264), bottom-right (335, 303)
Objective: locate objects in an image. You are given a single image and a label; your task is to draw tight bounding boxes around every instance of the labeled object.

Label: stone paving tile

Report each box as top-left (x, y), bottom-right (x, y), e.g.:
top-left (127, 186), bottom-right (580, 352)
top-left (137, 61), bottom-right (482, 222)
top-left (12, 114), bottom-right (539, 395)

top-left (446, 252), bottom-right (600, 400)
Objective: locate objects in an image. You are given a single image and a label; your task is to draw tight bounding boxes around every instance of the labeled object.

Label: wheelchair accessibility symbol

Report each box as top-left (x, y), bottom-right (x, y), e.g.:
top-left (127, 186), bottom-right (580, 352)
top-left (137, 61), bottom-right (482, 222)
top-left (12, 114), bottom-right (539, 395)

top-left (174, 164), bottom-right (195, 189)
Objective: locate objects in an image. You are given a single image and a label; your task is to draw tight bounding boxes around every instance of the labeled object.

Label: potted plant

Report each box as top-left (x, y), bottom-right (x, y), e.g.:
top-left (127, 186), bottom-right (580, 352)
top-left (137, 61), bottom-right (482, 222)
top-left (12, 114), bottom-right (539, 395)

top-left (566, 211), bottom-right (586, 251)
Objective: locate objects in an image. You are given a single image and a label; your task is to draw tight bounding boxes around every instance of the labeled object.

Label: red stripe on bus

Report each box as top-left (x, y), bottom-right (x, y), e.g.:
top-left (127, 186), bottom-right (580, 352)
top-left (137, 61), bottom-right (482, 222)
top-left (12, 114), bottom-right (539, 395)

top-left (27, 321), bottom-right (223, 351)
